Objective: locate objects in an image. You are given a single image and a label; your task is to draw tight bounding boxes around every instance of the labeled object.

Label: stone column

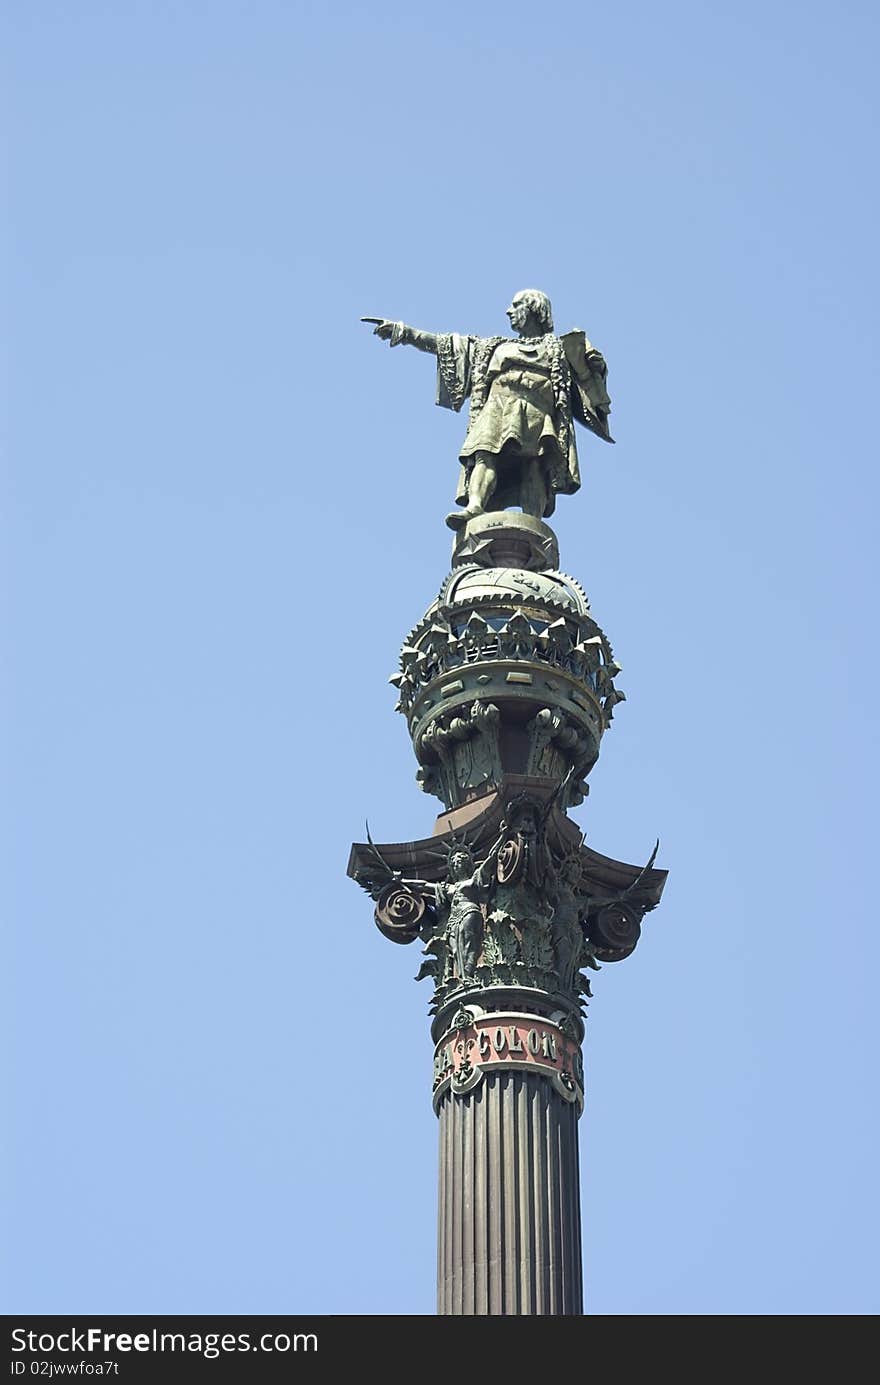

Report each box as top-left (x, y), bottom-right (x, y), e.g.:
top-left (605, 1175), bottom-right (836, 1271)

top-left (434, 1001), bottom-right (584, 1315)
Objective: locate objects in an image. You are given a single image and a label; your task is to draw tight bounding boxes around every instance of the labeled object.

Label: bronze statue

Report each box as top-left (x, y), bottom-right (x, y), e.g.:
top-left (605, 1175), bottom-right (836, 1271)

top-left (546, 853), bottom-right (589, 996)
top-left (364, 290), bottom-right (614, 529)
top-left (436, 842), bottom-right (504, 981)
top-left (361, 830), bottom-right (506, 984)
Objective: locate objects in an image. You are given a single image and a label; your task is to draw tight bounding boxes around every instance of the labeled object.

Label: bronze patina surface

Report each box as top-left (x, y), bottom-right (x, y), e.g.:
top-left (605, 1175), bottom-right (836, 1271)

top-left (364, 290), bottom-right (613, 529)
top-left (350, 293), bottom-right (665, 1316)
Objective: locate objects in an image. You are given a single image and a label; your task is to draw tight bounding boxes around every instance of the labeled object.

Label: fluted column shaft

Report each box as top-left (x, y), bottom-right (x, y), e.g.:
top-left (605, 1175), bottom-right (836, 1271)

top-left (437, 1071), bottom-right (582, 1315)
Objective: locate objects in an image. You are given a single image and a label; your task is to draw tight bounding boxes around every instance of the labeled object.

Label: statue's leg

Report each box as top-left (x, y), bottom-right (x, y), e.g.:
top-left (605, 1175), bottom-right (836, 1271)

top-left (519, 460), bottom-right (549, 517)
top-left (458, 911), bottom-right (483, 979)
top-left (468, 454), bottom-right (497, 512)
top-left (455, 917), bottom-right (467, 977)
top-left (447, 453), bottom-right (498, 530)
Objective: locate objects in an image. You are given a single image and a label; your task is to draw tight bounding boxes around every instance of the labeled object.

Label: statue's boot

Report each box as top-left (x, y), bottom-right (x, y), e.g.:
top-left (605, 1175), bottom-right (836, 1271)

top-left (445, 506), bottom-right (484, 531)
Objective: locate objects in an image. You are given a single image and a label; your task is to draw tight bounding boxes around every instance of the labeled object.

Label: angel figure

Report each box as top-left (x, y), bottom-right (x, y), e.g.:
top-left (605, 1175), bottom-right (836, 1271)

top-left (436, 841), bottom-right (505, 980)
top-left (361, 829), bottom-right (506, 982)
top-left (546, 837), bottom-right (660, 989)
top-left (546, 852), bottom-right (590, 996)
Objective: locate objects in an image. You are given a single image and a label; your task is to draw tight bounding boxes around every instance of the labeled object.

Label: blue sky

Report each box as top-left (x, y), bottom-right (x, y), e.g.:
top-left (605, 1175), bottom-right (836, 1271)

top-left (4, 0), bottom-right (879, 1314)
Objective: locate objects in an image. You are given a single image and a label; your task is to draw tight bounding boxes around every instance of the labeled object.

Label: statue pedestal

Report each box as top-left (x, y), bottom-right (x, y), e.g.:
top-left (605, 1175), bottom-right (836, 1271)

top-left (452, 512), bottom-right (559, 572)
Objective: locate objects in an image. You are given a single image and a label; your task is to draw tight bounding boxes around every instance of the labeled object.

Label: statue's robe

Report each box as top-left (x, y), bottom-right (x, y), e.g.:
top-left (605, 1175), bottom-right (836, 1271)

top-left (434, 330), bottom-right (613, 517)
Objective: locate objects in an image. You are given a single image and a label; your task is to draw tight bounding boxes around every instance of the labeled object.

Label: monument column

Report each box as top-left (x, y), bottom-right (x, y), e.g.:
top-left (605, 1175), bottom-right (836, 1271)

top-left (348, 294), bottom-right (666, 1315)
top-left (434, 1007), bottom-right (584, 1315)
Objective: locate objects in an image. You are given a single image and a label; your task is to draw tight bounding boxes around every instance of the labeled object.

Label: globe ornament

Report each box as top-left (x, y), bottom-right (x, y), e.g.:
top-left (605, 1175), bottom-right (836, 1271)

top-left (389, 515), bottom-right (625, 812)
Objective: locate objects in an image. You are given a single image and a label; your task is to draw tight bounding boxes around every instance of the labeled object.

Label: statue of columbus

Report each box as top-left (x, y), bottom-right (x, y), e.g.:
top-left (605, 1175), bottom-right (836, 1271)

top-left (364, 290), bottom-right (614, 529)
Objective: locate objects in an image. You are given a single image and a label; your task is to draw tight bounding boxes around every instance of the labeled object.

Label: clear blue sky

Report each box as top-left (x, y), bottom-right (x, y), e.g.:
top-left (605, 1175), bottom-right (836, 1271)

top-left (4, 0), bottom-right (878, 1315)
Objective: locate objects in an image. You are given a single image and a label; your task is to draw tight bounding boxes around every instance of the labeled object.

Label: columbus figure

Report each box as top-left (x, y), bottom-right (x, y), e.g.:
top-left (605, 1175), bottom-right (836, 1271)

top-left (365, 289), bottom-right (613, 529)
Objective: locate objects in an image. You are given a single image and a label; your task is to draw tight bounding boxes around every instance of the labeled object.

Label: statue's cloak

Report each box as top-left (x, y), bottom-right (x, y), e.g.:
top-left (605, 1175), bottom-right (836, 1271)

top-left (435, 331), bottom-right (612, 439)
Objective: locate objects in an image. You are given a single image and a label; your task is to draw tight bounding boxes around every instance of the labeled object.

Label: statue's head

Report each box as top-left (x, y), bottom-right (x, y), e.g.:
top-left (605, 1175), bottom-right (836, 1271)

top-left (507, 289), bottom-right (554, 335)
top-left (449, 847), bottom-right (473, 880)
